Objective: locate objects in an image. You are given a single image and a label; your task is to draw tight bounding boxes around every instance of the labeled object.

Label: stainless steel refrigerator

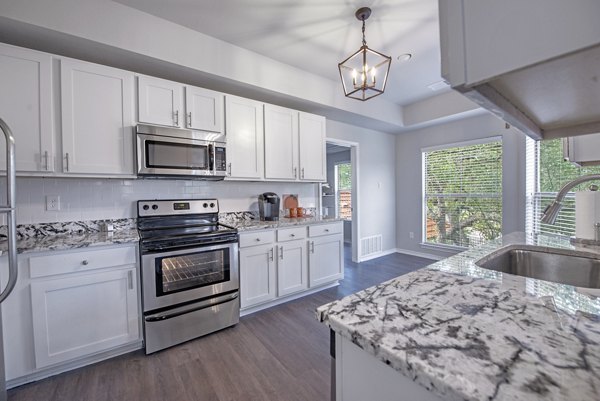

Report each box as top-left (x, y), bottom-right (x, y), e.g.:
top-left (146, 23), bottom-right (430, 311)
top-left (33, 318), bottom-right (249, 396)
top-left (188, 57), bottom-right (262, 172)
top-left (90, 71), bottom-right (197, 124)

top-left (0, 118), bottom-right (18, 401)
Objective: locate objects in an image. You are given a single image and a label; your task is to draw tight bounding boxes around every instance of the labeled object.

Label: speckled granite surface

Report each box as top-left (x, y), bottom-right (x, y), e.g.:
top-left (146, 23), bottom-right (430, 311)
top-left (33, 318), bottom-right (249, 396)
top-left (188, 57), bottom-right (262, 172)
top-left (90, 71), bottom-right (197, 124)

top-left (0, 219), bottom-right (139, 255)
top-left (231, 216), bottom-right (343, 232)
top-left (317, 232), bottom-right (600, 401)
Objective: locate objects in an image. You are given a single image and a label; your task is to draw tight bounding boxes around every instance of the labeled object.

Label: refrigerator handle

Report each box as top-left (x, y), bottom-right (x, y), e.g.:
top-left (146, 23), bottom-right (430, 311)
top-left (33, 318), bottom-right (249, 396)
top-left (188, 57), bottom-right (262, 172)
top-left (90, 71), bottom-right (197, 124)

top-left (0, 118), bottom-right (18, 304)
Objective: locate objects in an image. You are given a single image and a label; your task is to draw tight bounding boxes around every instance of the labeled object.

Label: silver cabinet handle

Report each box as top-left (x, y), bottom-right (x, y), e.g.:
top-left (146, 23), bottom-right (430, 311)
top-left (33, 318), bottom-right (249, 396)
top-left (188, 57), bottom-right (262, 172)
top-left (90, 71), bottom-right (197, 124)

top-left (310, 241), bottom-right (315, 253)
top-left (128, 270), bottom-right (133, 290)
top-left (43, 151), bottom-right (49, 171)
top-left (301, 168), bottom-right (305, 179)
top-left (187, 111), bottom-right (192, 127)
top-left (290, 233), bottom-right (296, 237)
top-left (324, 229), bottom-right (330, 232)
top-left (65, 153), bottom-right (70, 172)
top-left (174, 110), bottom-right (179, 126)
top-left (227, 163), bottom-right (232, 176)
top-left (294, 167), bottom-right (297, 178)
top-left (269, 248), bottom-right (274, 261)
top-left (279, 246), bottom-right (284, 260)
top-left (81, 260), bottom-right (89, 266)
top-left (255, 238), bottom-right (261, 242)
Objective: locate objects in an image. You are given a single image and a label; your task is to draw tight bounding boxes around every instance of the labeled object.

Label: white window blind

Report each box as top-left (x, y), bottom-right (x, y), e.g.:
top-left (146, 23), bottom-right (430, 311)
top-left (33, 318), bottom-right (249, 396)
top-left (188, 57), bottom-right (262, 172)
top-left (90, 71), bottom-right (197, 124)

top-left (526, 138), bottom-right (600, 238)
top-left (423, 138), bottom-right (502, 248)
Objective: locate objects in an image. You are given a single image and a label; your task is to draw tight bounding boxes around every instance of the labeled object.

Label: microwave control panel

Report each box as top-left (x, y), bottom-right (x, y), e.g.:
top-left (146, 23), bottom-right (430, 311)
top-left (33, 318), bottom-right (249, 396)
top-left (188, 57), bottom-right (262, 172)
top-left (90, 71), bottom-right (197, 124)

top-left (215, 146), bottom-right (227, 172)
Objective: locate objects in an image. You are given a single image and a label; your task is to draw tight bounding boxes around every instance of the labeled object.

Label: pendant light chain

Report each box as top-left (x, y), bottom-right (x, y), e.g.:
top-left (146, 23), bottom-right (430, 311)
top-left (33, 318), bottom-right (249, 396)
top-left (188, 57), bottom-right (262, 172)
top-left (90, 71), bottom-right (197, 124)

top-left (362, 19), bottom-right (367, 47)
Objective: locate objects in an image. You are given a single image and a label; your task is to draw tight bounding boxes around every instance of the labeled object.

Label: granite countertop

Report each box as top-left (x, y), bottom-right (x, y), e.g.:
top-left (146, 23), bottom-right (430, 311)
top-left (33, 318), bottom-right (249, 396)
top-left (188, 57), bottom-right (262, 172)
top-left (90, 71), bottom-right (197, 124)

top-left (0, 219), bottom-right (140, 255)
top-left (0, 229), bottom-right (140, 255)
top-left (231, 216), bottom-right (344, 232)
top-left (317, 232), bottom-right (600, 401)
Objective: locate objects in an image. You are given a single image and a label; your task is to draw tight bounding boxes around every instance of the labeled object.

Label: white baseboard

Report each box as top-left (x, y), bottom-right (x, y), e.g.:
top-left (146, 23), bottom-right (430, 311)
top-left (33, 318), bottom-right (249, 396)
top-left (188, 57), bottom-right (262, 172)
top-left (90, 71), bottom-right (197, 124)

top-left (394, 248), bottom-right (445, 261)
top-left (7, 340), bottom-right (143, 389)
top-left (240, 281), bottom-right (339, 317)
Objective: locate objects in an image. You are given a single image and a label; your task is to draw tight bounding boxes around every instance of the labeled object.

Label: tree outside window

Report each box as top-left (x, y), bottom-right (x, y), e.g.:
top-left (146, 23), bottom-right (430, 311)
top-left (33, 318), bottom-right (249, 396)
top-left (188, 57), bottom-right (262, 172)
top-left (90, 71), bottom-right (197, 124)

top-left (423, 139), bottom-right (502, 248)
top-left (335, 163), bottom-right (352, 220)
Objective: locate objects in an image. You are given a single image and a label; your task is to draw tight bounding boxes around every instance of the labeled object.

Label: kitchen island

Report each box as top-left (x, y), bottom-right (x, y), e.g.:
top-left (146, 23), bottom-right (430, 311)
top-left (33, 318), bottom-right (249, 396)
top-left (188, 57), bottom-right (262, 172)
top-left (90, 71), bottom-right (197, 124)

top-left (317, 232), bottom-right (600, 401)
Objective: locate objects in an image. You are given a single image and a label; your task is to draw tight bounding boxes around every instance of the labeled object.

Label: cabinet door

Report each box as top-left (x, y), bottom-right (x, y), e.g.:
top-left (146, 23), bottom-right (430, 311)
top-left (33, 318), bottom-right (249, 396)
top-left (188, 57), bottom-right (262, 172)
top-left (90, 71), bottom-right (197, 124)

top-left (185, 86), bottom-right (224, 132)
top-left (277, 240), bottom-right (308, 297)
top-left (225, 95), bottom-right (264, 180)
top-left (0, 44), bottom-right (53, 172)
top-left (30, 267), bottom-right (139, 368)
top-left (309, 235), bottom-right (344, 287)
top-left (264, 104), bottom-right (298, 180)
top-left (137, 75), bottom-right (182, 127)
top-left (61, 59), bottom-right (134, 175)
top-left (298, 112), bottom-right (326, 181)
top-left (239, 244), bottom-right (276, 308)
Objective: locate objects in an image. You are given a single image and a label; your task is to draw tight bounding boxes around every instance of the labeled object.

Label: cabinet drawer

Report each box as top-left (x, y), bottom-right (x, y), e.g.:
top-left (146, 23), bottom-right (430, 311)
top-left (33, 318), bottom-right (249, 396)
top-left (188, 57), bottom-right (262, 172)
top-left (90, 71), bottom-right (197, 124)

top-left (29, 246), bottom-right (137, 278)
top-left (277, 227), bottom-right (307, 242)
top-left (239, 230), bottom-right (275, 248)
top-left (308, 222), bottom-right (343, 238)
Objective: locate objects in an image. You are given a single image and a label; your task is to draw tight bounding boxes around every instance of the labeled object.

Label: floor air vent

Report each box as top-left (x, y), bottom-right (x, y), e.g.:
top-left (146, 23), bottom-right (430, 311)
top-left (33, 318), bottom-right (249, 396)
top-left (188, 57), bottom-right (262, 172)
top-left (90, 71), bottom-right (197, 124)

top-left (360, 235), bottom-right (382, 258)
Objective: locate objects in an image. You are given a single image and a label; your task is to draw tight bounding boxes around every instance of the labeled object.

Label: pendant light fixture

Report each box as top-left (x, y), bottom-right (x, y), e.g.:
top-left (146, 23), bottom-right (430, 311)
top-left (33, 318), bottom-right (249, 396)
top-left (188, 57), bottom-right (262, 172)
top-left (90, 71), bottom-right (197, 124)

top-left (338, 7), bottom-right (391, 101)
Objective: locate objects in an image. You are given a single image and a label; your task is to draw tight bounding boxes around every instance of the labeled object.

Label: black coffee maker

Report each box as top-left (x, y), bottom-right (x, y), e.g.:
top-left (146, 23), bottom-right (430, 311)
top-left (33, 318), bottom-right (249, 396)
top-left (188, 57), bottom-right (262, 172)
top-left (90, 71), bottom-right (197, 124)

top-left (258, 192), bottom-right (280, 221)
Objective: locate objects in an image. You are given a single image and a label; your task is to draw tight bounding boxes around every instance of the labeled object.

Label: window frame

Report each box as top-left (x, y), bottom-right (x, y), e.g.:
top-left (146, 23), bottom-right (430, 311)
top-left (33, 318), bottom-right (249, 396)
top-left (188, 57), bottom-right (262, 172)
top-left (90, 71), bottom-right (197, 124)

top-left (421, 136), bottom-right (503, 250)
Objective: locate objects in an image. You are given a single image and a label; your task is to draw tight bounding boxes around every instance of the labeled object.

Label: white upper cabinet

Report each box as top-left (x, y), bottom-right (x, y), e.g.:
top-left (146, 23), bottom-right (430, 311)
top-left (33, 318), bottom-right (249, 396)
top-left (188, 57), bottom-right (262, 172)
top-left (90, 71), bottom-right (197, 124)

top-left (298, 112), bottom-right (326, 181)
top-left (61, 59), bottom-right (135, 175)
top-left (439, 0), bottom-right (600, 140)
top-left (0, 44), bottom-right (53, 173)
top-left (264, 104), bottom-right (298, 180)
top-left (225, 95), bottom-right (264, 180)
top-left (137, 76), bottom-right (183, 128)
top-left (185, 86), bottom-right (224, 132)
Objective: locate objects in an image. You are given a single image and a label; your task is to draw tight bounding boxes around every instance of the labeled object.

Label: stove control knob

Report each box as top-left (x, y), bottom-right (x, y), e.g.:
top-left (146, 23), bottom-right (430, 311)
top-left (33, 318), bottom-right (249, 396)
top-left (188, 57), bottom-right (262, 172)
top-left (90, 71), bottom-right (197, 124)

top-left (142, 205), bottom-right (149, 211)
top-left (210, 202), bottom-right (215, 208)
top-left (203, 203), bottom-right (208, 208)
top-left (152, 204), bottom-right (159, 210)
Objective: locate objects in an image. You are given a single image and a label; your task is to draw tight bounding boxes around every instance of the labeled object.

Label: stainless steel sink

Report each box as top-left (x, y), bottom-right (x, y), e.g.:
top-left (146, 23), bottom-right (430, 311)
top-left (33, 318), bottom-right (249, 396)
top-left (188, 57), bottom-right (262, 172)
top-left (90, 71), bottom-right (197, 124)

top-left (475, 246), bottom-right (600, 289)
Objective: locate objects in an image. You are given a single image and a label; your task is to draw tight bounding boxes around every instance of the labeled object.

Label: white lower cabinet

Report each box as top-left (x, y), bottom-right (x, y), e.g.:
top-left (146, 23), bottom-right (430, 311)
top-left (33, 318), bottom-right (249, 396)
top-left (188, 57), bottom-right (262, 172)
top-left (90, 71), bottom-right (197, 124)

top-left (30, 267), bottom-right (139, 368)
top-left (277, 240), bottom-right (308, 297)
top-left (239, 242), bottom-right (276, 309)
top-left (308, 223), bottom-right (344, 288)
top-left (239, 222), bottom-right (343, 312)
top-left (0, 244), bottom-right (140, 384)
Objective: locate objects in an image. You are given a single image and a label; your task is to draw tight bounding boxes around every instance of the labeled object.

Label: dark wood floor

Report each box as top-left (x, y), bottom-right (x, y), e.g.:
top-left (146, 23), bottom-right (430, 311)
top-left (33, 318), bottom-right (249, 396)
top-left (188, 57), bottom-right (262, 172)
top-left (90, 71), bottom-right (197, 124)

top-left (8, 247), bottom-right (432, 401)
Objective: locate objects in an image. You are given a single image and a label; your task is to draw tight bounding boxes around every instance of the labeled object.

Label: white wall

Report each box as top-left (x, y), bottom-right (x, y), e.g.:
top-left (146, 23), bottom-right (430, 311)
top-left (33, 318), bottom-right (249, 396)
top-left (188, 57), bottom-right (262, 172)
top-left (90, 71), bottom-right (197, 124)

top-left (11, 177), bottom-right (317, 224)
top-left (326, 120), bottom-right (397, 253)
top-left (395, 113), bottom-right (528, 258)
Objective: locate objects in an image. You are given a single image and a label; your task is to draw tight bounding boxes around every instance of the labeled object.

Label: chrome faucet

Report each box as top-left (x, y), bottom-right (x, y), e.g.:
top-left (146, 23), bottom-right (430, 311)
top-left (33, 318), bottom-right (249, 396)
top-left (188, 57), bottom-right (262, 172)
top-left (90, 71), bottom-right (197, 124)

top-left (540, 174), bottom-right (600, 224)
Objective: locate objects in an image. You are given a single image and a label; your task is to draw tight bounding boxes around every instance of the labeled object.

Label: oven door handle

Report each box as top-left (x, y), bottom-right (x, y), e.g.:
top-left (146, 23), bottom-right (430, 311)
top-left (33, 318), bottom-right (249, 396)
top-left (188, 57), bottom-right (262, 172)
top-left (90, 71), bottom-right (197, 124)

top-left (145, 291), bottom-right (239, 322)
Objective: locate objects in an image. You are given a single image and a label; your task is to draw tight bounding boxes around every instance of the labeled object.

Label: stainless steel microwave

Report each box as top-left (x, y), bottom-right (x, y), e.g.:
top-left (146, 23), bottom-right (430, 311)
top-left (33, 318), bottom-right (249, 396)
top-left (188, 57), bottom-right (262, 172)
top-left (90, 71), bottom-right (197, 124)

top-left (136, 124), bottom-right (226, 179)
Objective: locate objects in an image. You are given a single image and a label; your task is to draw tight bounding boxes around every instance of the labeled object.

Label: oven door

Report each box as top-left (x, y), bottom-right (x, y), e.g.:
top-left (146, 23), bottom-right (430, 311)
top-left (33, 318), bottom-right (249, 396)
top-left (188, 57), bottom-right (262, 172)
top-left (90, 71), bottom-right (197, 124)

top-left (137, 133), bottom-right (215, 177)
top-left (141, 241), bottom-right (239, 312)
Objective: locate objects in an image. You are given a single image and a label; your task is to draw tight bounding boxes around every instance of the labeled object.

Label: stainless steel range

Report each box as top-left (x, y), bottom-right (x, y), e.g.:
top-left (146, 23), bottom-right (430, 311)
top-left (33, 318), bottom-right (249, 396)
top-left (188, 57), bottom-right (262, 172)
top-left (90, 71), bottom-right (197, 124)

top-left (137, 199), bottom-right (239, 354)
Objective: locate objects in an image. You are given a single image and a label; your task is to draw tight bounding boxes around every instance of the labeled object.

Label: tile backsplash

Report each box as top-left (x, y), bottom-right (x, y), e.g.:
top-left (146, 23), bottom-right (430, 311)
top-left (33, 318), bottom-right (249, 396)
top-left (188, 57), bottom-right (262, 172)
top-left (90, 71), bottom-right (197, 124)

top-left (8, 177), bottom-right (318, 224)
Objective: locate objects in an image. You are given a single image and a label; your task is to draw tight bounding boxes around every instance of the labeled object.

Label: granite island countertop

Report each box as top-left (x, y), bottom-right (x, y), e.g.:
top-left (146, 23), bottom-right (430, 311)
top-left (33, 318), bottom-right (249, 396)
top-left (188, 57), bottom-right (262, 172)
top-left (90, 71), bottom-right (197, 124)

top-left (230, 216), bottom-right (343, 232)
top-left (317, 232), bottom-right (600, 401)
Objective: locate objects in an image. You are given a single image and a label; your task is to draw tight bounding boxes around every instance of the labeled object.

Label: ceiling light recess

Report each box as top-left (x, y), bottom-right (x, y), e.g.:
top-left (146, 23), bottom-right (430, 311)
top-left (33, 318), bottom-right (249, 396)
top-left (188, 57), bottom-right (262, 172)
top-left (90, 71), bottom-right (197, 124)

top-left (338, 7), bottom-right (391, 101)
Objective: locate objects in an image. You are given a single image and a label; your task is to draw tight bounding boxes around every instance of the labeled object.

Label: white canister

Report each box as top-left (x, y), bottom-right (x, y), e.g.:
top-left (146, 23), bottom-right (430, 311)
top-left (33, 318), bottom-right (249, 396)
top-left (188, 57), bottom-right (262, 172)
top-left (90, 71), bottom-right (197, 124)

top-left (575, 191), bottom-right (600, 240)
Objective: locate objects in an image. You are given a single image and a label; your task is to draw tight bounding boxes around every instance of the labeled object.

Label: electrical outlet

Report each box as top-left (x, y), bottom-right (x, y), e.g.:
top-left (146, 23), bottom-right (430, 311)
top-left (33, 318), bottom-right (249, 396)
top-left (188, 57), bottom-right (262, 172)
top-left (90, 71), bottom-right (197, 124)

top-left (46, 195), bottom-right (60, 211)
top-left (409, 232), bottom-right (414, 239)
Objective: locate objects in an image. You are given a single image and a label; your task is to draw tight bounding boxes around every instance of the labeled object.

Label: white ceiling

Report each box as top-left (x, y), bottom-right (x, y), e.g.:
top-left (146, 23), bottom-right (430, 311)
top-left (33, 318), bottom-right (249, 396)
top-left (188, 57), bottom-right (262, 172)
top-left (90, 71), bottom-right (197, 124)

top-left (114, 0), bottom-right (446, 106)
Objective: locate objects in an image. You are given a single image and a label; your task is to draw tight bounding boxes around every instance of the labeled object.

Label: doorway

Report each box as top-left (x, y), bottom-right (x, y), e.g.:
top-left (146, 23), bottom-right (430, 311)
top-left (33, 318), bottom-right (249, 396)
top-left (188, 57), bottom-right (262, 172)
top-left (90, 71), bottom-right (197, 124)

top-left (322, 139), bottom-right (360, 263)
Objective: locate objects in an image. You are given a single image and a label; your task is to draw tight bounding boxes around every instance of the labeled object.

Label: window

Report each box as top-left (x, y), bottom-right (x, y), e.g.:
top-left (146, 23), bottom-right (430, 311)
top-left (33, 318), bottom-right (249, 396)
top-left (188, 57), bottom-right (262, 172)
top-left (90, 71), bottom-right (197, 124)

top-left (423, 138), bottom-right (502, 249)
top-left (526, 138), bottom-right (600, 237)
top-left (335, 163), bottom-right (352, 220)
